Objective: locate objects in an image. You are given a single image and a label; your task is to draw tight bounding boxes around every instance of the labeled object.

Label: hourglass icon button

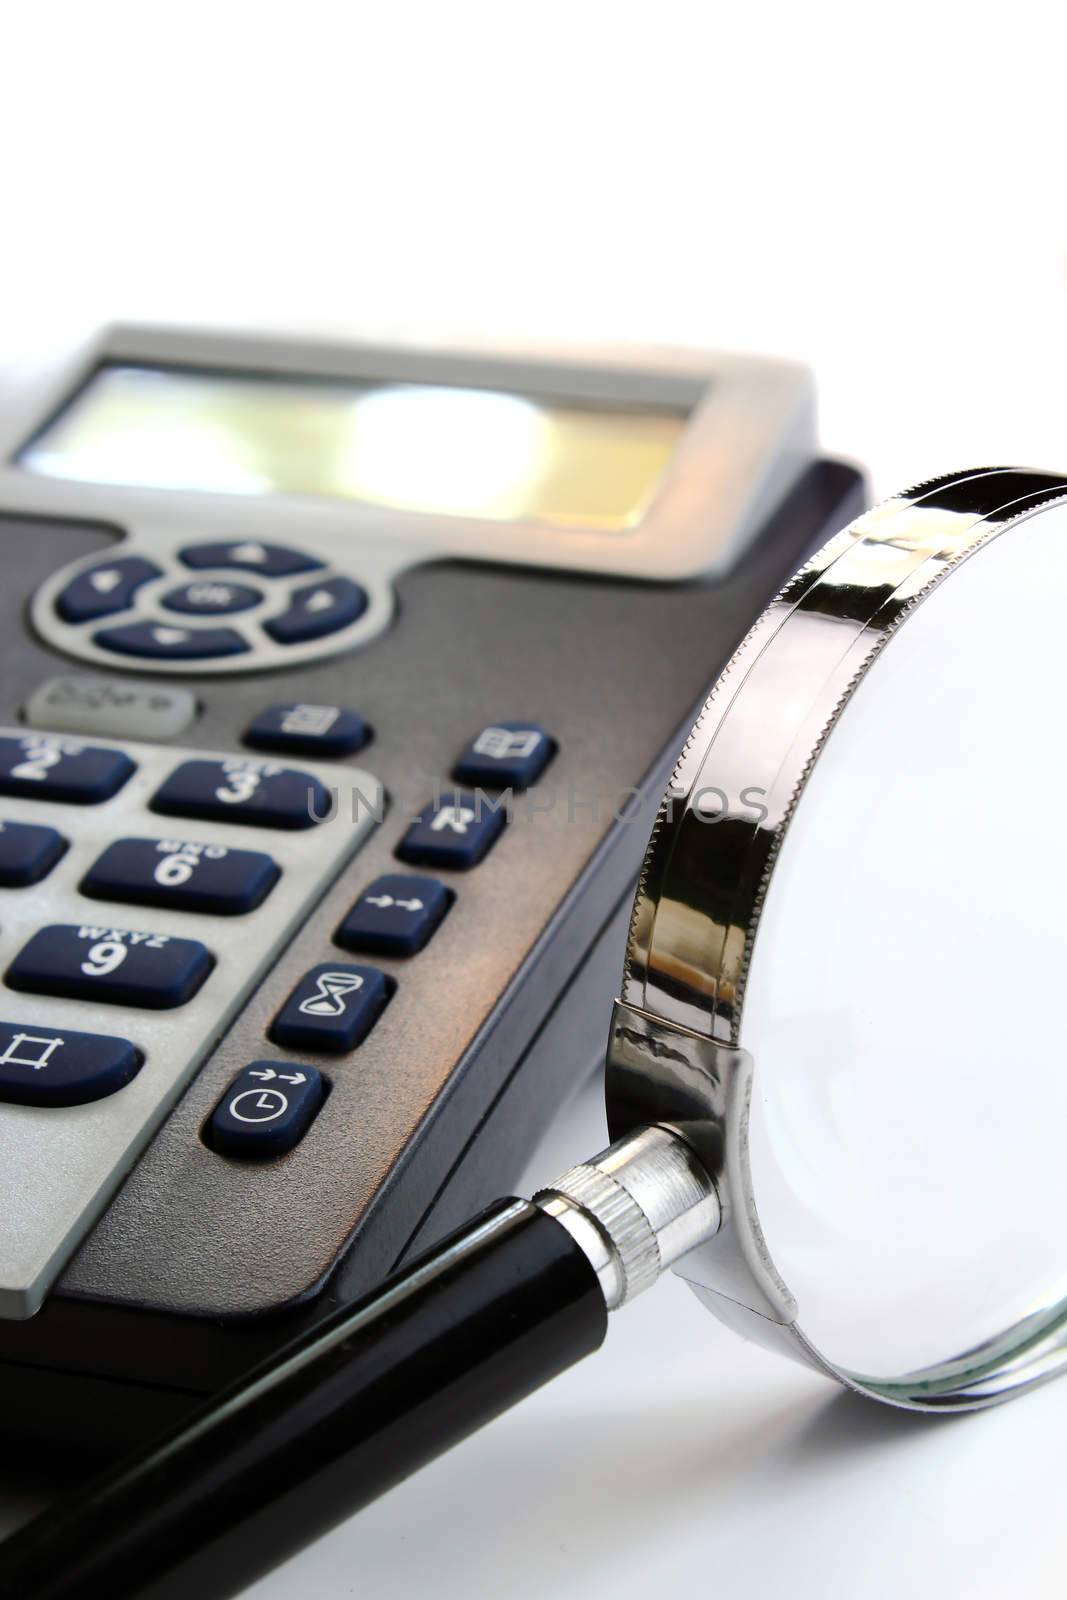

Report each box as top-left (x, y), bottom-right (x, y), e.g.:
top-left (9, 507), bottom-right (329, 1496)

top-left (269, 963), bottom-right (392, 1053)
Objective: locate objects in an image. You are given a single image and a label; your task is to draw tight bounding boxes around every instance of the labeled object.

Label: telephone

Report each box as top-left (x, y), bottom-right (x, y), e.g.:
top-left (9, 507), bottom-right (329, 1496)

top-left (0, 326), bottom-right (862, 1454)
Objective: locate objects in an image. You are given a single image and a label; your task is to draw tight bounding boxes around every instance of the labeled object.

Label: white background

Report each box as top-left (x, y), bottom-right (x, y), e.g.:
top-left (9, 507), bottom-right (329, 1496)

top-left (4, 3), bottom-right (1067, 1596)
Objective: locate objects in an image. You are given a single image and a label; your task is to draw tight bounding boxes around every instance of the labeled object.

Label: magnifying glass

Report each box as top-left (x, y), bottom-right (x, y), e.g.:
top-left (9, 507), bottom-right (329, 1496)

top-left (6, 465), bottom-right (1067, 1598)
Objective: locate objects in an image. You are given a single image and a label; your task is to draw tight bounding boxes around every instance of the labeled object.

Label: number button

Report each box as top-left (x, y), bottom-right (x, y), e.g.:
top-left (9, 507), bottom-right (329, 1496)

top-left (270, 963), bottom-right (392, 1053)
top-left (6, 925), bottom-right (215, 1009)
top-left (0, 822), bottom-right (68, 887)
top-left (0, 1022), bottom-right (143, 1107)
top-left (81, 838), bottom-right (280, 915)
top-left (207, 1063), bottom-right (326, 1159)
top-left (0, 736), bottom-right (135, 804)
top-left (150, 759), bottom-right (333, 831)
top-left (397, 793), bottom-right (506, 869)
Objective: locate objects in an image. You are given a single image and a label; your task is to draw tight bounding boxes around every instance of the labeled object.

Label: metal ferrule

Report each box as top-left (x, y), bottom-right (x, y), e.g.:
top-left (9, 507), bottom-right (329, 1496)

top-left (534, 1125), bottom-right (721, 1311)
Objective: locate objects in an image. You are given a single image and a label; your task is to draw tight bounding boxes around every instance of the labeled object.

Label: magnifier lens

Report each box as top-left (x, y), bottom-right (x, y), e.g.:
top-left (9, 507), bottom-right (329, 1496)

top-left (744, 511), bottom-right (1067, 1380)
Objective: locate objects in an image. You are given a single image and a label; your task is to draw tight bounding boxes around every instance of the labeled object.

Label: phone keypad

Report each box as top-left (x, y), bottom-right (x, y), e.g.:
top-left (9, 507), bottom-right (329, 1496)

top-left (0, 727), bottom-right (381, 1319)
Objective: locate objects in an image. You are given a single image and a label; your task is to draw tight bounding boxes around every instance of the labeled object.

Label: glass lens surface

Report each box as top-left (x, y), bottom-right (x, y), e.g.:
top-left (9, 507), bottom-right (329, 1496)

top-left (744, 507), bottom-right (1067, 1379)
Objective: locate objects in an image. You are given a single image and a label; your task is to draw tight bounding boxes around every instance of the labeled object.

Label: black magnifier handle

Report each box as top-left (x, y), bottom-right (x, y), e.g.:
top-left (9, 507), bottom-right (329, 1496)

top-left (0, 1125), bottom-right (719, 1600)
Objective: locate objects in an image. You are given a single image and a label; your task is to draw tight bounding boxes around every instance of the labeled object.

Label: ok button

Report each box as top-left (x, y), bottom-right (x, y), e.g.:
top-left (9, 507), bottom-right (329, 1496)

top-left (208, 1062), bottom-right (326, 1159)
top-left (161, 581), bottom-right (263, 616)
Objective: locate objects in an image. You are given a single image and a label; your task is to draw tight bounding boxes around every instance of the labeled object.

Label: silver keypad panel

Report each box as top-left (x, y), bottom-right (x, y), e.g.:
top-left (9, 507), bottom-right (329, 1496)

top-left (0, 730), bottom-right (381, 1317)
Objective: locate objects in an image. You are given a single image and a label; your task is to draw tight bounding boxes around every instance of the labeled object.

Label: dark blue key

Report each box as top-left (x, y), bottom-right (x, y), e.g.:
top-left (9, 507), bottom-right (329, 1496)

top-left (161, 580), bottom-right (263, 616)
top-left (0, 736), bottom-right (134, 805)
top-left (0, 1022), bottom-right (142, 1107)
top-left (151, 758), bottom-right (331, 831)
top-left (397, 792), bottom-right (506, 870)
top-left (244, 703), bottom-right (370, 758)
top-left (336, 874), bottom-right (451, 956)
top-left (453, 722), bottom-right (555, 792)
top-left (55, 557), bottom-right (162, 624)
top-left (94, 622), bottom-right (249, 660)
top-left (81, 837), bottom-right (279, 915)
top-left (265, 578), bottom-right (367, 644)
top-left (208, 1062), bottom-right (326, 1159)
top-left (179, 541), bottom-right (323, 577)
top-left (270, 963), bottom-right (391, 1053)
top-left (6, 924), bottom-right (214, 1009)
top-left (0, 822), bottom-right (68, 886)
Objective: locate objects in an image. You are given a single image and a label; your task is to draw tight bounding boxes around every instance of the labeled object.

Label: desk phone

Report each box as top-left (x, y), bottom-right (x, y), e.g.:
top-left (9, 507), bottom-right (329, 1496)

top-left (0, 326), bottom-right (862, 1453)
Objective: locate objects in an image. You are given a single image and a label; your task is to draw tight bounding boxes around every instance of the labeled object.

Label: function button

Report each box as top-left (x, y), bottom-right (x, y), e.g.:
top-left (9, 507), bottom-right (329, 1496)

top-left (55, 557), bottom-right (162, 624)
top-left (270, 963), bottom-right (392, 1053)
top-left (264, 578), bottom-right (368, 645)
top-left (208, 1062), bottom-right (326, 1159)
top-left (151, 758), bottom-right (331, 831)
top-left (161, 581), bottom-right (263, 616)
top-left (94, 622), bottom-right (250, 661)
top-left (453, 723), bottom-right (555, 792)
top-left (179, 541), bottom-right (324, 577)
top-left (23, 675), bottom-right (198, 742)
top-left (244, 703), bottom-right (370, 759)
top-left (0, 735), bottom-right (135, 805)
top-left (0, 822), bottom-right (68, 887)
top-left (336, 874), bottom-right (451, 956)
top-left (6, 924), bottom-right (214, 1010)
top-left (397, 793), bottom-right (506, 870)
top-left (81, 838), bottom-right (279, 916)
top-left (0, 1023), bottom-right (143, 1107)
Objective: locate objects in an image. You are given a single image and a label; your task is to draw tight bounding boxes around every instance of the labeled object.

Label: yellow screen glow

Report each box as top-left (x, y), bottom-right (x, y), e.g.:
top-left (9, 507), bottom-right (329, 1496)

top-left (20, 364), bottom-right (688, 531)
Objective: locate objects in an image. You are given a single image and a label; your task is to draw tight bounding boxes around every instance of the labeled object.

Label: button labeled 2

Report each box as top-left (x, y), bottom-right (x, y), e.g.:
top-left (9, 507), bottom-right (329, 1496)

top-left (0, 736), bottom-right (134, 805)
top-left (208, 1062), bottom-right (326, 1158)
